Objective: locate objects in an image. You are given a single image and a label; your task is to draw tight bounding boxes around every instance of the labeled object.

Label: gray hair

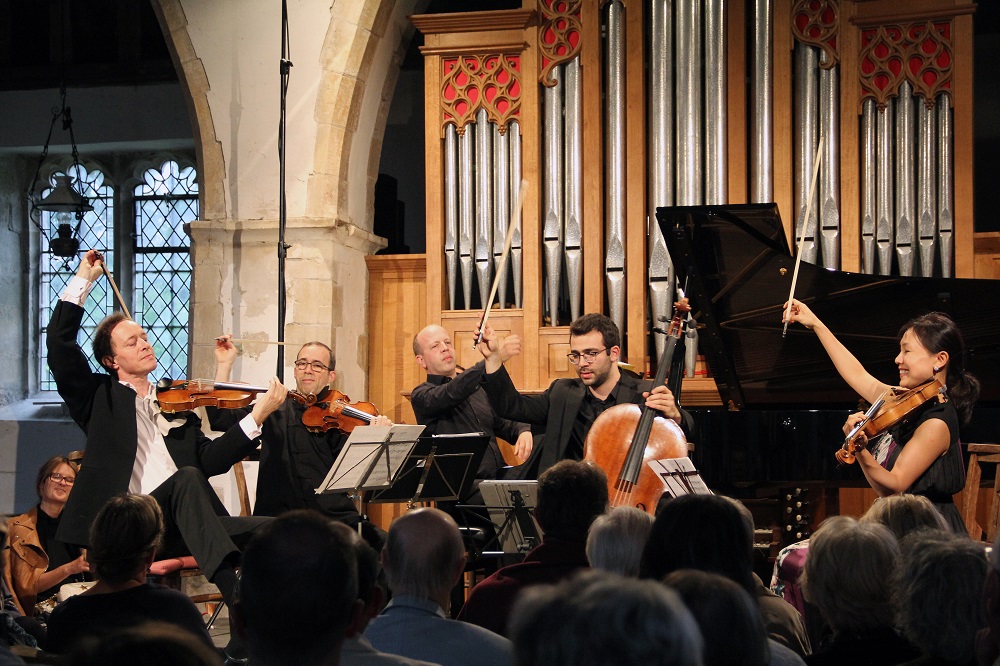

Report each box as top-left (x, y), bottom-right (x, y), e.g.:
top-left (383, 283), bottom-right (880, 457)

top-left (509, 569), bottom-right (703, 666)
top-left (860, 493), bottom-right (949, 539)
top-left (586, 506), bottom-right (654, 577)
top-left (800, 516), bottom-right (899, 632)
top-left (895, 530), bottom-right (988, 663)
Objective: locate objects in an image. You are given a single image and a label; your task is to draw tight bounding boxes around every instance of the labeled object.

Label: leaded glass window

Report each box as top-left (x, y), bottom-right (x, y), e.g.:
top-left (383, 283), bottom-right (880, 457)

top-left (39, 165), bottom-right (114, 390)
top-left (133, 161), bottom-right (197, 384)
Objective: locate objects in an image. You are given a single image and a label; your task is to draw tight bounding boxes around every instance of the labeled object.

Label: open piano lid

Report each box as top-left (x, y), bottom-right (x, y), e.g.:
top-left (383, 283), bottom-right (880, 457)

top-left (656, 203), bottom-right (1000, 410)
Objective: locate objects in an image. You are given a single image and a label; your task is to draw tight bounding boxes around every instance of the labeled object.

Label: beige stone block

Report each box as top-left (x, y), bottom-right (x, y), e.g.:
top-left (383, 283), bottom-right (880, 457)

top-left (168, 26), bottom-right (197, 66)
top-left (154, 0), bottom-right (188, 33)
top-left (290, 278), bottom-right (335, 311)
top-left (321, 20), bottom-right (358, 74)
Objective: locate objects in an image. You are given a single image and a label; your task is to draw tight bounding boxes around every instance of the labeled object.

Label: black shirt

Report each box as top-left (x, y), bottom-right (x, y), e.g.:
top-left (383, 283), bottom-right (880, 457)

top-left (34, 506), bottom-right (83, 601)
top-left (411, 361), bottom-right (530, 481)
top-left (565, 384), bottom-right (622, 461)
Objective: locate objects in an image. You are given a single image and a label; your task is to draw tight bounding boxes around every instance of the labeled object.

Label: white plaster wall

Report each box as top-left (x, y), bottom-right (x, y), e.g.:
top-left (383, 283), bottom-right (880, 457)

top-left (180, 0), bottom-right (328, 222)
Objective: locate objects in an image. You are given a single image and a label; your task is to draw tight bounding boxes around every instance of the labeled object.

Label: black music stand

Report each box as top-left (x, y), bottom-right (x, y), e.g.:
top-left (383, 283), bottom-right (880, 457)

top-left (367, 432), bottom-right (489, 505)
top-left (478, 480), bottom-right (543, 556)
top-left (314, 424), bottom-right (426, 519)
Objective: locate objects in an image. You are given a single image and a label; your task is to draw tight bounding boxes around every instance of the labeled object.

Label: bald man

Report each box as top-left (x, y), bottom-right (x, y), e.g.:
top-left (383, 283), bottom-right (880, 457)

top-left (411, 325), bottom-right (532, 486)
top-left (364, 508), bottom-right (512, 666)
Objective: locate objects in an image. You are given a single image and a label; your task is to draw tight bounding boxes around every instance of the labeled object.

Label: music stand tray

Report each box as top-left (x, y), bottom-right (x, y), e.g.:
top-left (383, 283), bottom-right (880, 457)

top-left (368, 432), bottom-right (490, 504)
top-left (479, 480), bottom-right (543, 555)
top-left (314, 424), bottom-right (425, 495)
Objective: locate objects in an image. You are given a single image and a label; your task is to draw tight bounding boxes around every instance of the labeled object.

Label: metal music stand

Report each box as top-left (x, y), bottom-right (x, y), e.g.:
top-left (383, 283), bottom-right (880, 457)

top-left (367, 432), bottom-right (489, 505)
top-left (647, 456), bottom-right (713, 498)
top-left (315, 425), bottom-right (426, 518)
top-left (478, 480), bottom-right (542, 556)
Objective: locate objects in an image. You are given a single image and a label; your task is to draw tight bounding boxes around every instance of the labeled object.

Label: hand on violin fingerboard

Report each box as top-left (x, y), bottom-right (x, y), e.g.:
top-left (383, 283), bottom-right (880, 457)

top-left (76, 249), bottom-right (105, 283)
top-left (643, 385), bottom-right (682, 423)
top-left (250, 377), bottom-right (288, 426)
top-left (371, 415), bottom-right (393, 427)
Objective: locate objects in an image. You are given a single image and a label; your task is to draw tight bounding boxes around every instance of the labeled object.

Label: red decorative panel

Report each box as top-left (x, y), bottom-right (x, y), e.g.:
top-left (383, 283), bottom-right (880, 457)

top-left (441, 54), bottom-right (522, 136)
top-left (538, 0), bottom-right (582, 87)
top-left (859, 20), bottom-right (952, 109)
top-left (792, 0), bottom-right (839, 68)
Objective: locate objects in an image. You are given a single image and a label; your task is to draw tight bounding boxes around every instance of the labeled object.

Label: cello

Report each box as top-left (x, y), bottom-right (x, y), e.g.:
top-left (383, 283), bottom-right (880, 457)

top-left (583, 300), bottom-right (691, 513)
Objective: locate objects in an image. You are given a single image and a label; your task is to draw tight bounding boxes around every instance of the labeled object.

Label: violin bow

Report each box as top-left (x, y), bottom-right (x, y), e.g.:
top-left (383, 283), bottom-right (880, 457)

top-left (97, 253), bottom-right (132, 320)
top-left (474, 179), bottom-right (528, 349)
top-left (782, 135), bottom-right (825, 338)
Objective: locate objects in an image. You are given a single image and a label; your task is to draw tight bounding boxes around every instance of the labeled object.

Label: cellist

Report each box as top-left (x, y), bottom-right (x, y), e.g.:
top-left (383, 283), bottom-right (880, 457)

top-left (784, 299), bottom-right (979, 533)
top-left (476, 313), bottom-right (694, 479)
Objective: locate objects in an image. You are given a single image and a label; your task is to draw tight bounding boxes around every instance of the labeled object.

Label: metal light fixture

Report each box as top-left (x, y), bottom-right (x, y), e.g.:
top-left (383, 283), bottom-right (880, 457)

top-left (27, 86), bottom-right (93, 260)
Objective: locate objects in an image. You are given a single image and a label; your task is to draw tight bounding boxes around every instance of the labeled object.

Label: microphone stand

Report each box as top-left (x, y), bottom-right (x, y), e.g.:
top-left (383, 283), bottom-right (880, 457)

top-left (276, 0), bottom-right (293, 381)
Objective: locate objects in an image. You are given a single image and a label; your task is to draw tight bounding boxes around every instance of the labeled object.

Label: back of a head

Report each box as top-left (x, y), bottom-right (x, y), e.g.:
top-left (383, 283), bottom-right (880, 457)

top-left (586, 506), bottom-right (654, 577)
top-left (664, 569), bottom-right (769, 666)
top-left (895, 531), bottom-right (988, 663)
top-left (640, 494), bottom-right (755, 593)
top-left (68, 621), bottom-right (222, 666)
top-left (238, 510), bottom-right (358, 664)
top-left (354, 537), bottom-right (387, 621)
top-left (88, 494), bottom-right (164, 584)
top-left (860, 493), bottom-right (949, 539)
top-left (800, 515), bottom-right (899, 633)
top-left (384, 507), bottom-right (465, 600)
top-left (509, 569), bottom-right (702, 666)
top-left (535, 460), bottom-right (609, 541)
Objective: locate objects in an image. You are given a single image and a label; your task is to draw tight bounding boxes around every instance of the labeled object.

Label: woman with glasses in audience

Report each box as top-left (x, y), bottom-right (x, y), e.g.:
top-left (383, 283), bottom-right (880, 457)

top-left (2, 455), bottom-right (89, 617)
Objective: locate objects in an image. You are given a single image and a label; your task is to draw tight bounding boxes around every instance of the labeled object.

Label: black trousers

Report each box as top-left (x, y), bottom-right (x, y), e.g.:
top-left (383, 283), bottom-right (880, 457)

top-left (150, 467), bottom-right (271, 581)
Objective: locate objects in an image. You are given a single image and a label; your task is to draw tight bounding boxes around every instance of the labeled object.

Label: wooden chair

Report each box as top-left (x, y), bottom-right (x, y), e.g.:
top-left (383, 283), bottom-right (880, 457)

top-left (960, 443), bottom-right (1000, 542)
top-left (148, 459), bottom-right (252, 628)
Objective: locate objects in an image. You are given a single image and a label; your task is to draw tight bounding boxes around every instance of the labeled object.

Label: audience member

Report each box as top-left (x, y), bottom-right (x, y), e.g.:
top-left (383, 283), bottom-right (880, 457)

top-left (585, 505), bottom-right (653, 577)
top-left (509, 569), bottom-right (703, 666)
top-left (0, 527), bottom-right (28, 665)
top-left (894, 530), bottom-right (987, 665)
top-left (365, 507), bottom-right (511, 666)
top-left (640, 493), bottom-right (810, 657)
top-left (66, 621), bottom-right (221, 666)
top-left (45, 495), bottom-right (212, 654)
top-left (977, 533), bottom-right (1000, 666)
top-left (457, 460), bottom-right (608, 636)
top-left (665, 568), bottom-right (804, 666)
top-left (800, 516), bottom-right (919, 665)
top-left (860, 493), bottom-right (950, 539)
top-left (342, 537), bottom-right (436, 666)
top-left (3, 456), bottom-right (88, 617)
top-left (235, 510), bottom-right (359, 666)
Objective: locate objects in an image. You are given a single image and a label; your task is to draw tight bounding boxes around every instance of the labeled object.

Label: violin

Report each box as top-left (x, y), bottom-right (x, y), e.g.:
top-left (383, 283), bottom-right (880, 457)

top-left (583, 299), bottom-right (691, 513)
top-left (155, 378), bottom-right (316, 414)
top-left (301, 389), bottom-right (379, 433)
top-left (837, 378), bottom-right (947, 465)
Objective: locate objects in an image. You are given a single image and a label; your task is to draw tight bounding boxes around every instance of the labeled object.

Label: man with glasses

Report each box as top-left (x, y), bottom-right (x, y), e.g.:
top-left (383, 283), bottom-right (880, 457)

top-left (212, 338), bottom-right (391, 549)
top-left (476, 313), bottom-right (693, 478)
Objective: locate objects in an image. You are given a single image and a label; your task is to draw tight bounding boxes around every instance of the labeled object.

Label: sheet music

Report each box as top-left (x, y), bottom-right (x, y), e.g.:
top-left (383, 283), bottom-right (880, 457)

top-left (315, 424), bottom-right (424, 494)
top-left (647, 457), bottom-right (712, 498)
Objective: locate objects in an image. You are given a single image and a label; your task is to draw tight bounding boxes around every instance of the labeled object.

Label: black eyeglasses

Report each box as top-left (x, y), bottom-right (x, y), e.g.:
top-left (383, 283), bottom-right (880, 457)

top-left (294, 360), bottom-right (331, 372)
top-left (566, 348), bottom-right (609, 365)
top-left (49, 472), bottom-right (76, 485)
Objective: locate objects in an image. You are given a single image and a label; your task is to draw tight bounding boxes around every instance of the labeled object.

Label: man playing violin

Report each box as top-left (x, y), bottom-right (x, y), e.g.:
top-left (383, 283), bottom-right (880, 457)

top-left (476, 313), bottom-right (694, 479)
top-left (46, 250), bottom-right (286, 652)
top-left (784, 298), bottom-right (979, 533)
top-left (212, 336), bottom-right (391, 549)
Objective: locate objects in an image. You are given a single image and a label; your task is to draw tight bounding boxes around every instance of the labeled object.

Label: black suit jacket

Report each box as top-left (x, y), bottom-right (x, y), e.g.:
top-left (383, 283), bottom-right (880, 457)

top-left (482, 364), bottom-right (693, 478)
top-left (47, 300), bottom-right (257, 546)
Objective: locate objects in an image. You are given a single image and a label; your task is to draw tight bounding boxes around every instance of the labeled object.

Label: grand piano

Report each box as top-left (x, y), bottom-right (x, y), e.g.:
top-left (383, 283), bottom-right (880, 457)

top-left (655, 204), bottom-right (1000, 535)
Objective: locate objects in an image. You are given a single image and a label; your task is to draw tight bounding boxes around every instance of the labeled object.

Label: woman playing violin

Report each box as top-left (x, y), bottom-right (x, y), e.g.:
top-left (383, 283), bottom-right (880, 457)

top-left (784, 299), bottom-right (979, 533)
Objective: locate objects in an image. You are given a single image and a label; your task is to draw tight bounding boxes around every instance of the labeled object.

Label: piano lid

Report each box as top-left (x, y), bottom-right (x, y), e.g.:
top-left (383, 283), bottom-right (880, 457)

top-left (656, 204), bottom-right (1000, 410)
